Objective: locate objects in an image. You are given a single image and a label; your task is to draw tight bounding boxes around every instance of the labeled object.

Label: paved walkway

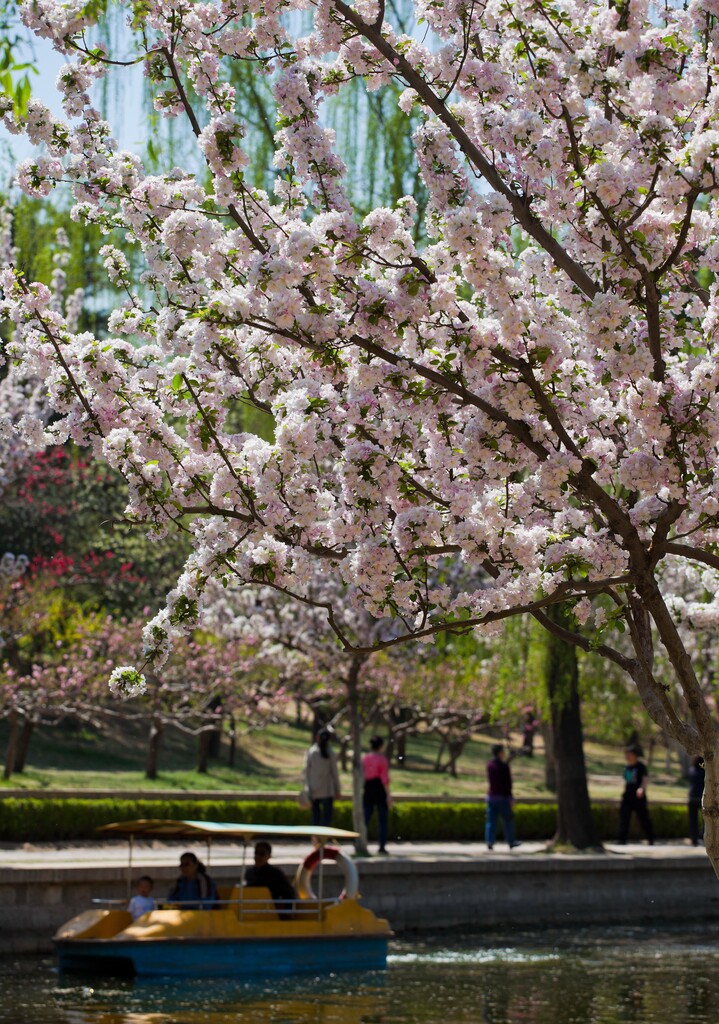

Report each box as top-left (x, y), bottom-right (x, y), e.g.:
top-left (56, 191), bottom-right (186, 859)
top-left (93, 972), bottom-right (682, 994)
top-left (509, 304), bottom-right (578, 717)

top-left (1, 838), bottom-right (709, 870)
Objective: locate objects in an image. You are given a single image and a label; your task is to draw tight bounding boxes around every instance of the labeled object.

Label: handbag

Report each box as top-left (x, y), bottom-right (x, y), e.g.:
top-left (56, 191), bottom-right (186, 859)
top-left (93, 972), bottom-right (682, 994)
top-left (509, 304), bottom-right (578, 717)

top-left (298, 789), bottom-right (311, 809)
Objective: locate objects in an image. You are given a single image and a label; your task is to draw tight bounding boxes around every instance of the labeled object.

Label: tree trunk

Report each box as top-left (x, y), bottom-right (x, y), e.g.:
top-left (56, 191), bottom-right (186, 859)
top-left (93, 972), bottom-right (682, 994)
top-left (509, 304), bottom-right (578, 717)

top-left (346, 657), bottom-right (369, 856)
top-left (446, 736), bottom-right (467, 778)
top-left (227, 714), bottom-right (236, 766)
top-left (338, 735), bottom-right (350, 772)
top-left (208, 725), bottom-right (221, 758)
top-left (197, 730), bottom-right (211, 774)
top-left (13, 717), bottom-right (35, 773)
top-left (434, 735), bottom-right (446, 772)
top-left (145, 718), bottom-right (163, 780)
top-left (3, 709), bottom-right (19, 781)
top-left (544, 605), bottom-right (600, 850)
top-left (541, 720), bottom-right (557, 792)
top-left (704, 747), bottom-right (719, 873)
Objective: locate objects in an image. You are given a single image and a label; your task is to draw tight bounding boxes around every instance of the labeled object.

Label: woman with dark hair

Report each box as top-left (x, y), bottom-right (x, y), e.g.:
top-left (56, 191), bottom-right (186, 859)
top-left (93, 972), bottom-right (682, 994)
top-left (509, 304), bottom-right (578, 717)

top-left (167, 851), bottom-right (218, 909)
top-left (303, 728), bottom-right (342, 827)
top-left (362, 735), bottom-right (390, 854)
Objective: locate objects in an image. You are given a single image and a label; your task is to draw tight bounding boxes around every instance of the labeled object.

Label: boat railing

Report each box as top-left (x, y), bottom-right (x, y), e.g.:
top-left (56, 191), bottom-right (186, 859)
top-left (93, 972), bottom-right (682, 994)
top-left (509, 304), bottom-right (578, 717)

top-left (90, 896), bottom-right (338, 920)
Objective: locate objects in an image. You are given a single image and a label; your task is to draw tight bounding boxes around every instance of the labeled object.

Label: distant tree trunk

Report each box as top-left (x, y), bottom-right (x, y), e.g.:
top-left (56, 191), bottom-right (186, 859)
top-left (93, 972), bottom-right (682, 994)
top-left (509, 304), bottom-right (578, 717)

top-left (445, 736), bottom-right (467, 777)
top-left (385, 706), bottom-right (409, 765)
top-left (227, 715), bottom-right (236, 767)
top-left (434, 731), bottom-right (468, 776)
top-left (3, 709), bottom-right (19, 781)
top-left (197, 730), bottom-right (211, 773)
top-left (337, 734), bottom-right (351, 772)
top-left (208, 725), bottom-right (221, 758)
top-left (145, 718), bottom-right (163, 780)
top-left (13, 717), bottom-right (35, 773)
top-left (544, 605), bottom-right (599, 849)
top-left (434, 735), bottom-right (446, 772)
top-left (346, 657), bottom-right (369, 856)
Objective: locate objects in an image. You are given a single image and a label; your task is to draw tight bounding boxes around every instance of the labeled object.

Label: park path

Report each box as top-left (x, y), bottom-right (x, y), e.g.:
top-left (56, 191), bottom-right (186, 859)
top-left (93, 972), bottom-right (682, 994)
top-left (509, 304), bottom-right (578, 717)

top-left (1, 838), bottom-right (709, 870)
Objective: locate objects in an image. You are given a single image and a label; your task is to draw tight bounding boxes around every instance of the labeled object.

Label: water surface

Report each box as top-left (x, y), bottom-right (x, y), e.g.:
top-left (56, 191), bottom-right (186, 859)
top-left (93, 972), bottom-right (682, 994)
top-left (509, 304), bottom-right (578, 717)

top-left (1, 925), bottom-right (717, 1023)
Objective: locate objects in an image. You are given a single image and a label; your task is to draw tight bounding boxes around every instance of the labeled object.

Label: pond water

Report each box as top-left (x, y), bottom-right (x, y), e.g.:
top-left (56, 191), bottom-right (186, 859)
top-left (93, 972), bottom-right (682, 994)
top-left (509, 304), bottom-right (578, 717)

top-left (1, 925), bottom-right (718, 1024)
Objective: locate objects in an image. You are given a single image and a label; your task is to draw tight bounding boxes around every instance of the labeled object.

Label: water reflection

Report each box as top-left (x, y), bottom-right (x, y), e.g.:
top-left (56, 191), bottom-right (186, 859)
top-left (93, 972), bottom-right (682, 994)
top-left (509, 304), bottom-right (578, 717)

top-left (4, 926), bottom-right (719, 1024)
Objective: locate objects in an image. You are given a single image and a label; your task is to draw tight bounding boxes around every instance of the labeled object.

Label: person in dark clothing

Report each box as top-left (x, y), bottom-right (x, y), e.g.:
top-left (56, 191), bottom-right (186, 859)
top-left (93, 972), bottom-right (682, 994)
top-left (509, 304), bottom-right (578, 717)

top-left (485, 744), bottom-right (520, 850)
top-left (244, 841), bottom-right (296, 918)
top-left (520, 710), bottom-right (539, 757)
top-left (362, 735), bottom-right (391, 854)
top-left (688, 755), bottom-right (705, 846)
top-left (167, 852), bottom-right (218, 909)
top-left (618, 743), bottom-right (654, 844)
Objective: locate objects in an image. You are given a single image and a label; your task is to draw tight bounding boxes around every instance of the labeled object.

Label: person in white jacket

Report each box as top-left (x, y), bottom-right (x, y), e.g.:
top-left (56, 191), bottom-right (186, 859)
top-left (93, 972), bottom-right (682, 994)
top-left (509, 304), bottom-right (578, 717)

top-left (304, 728), bottom-right (342, 826)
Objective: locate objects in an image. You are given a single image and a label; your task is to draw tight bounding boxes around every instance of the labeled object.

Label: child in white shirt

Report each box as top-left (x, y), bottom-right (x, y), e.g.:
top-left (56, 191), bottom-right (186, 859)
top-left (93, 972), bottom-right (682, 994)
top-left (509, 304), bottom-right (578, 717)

top-left (128, 875), bottom-right (155, 920)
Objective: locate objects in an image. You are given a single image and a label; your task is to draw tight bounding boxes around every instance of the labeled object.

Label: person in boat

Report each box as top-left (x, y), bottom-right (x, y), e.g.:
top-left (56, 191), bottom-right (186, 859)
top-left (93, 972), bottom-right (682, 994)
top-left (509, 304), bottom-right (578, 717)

top-left (362, 735), bottom-right (390, 855)
top-left (167, 852), bottom-right (219, 909)
top-left (128, 875), bottom-right (155, 920)
top-left (244, 840), bottom-right (296, 919)
top-left (304, 727), bottom-right (342, 827)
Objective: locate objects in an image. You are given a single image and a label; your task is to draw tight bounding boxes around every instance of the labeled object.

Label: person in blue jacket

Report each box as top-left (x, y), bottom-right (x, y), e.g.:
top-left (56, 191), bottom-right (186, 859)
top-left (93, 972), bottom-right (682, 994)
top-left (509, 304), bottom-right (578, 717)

top-left (167, 852), bottom-right (218, 908)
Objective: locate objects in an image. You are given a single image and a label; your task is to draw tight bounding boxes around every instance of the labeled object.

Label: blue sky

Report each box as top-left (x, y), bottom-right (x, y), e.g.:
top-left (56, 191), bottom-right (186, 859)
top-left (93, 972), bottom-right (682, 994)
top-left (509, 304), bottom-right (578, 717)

top-left (1, 23), bottom-right (147, 174)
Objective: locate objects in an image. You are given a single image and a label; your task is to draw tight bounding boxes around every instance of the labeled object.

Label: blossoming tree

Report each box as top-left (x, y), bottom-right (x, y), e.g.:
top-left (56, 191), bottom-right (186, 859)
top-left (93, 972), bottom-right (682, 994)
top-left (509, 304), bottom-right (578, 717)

top-left (5, 0), bottom-right (719, 868)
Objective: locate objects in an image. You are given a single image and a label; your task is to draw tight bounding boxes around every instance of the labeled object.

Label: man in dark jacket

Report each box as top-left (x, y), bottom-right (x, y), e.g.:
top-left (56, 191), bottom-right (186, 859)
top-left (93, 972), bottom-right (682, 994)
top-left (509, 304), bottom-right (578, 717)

top-left (244, 841), bottom-right (296, 918)
top-left (485, 744), bottom-right (521, 850)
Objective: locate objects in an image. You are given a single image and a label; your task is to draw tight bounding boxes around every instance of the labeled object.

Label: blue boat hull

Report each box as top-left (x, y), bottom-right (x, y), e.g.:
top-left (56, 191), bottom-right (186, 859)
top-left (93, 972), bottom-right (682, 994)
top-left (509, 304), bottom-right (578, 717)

top-left (56, 934), bottom-right (389, 977)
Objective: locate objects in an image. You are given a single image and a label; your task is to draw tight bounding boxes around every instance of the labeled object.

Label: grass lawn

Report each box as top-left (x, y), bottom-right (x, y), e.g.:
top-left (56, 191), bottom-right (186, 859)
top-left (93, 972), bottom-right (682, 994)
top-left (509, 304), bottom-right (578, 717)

top-left (0, 716), bottom-right (688, 802)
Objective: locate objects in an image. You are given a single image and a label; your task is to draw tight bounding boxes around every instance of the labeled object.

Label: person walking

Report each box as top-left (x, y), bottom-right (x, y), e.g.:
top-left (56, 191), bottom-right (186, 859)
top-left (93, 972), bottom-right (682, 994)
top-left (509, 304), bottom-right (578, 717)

top-left (618, 743), bottom-right (654, 845)
top-left (303, 727), bottom-right (341, 827)
top-left (485, 743), bottom-right (521, 850)
top-left (362, 735), bottom-right (390, 854)
top-left (688, 755), bottom-right (705, 846)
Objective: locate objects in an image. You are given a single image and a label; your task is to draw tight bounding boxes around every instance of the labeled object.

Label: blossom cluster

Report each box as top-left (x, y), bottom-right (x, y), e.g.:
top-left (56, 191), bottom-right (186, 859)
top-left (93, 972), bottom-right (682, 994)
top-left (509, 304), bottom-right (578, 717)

top-left (3, 0), bottom-right (719, 759)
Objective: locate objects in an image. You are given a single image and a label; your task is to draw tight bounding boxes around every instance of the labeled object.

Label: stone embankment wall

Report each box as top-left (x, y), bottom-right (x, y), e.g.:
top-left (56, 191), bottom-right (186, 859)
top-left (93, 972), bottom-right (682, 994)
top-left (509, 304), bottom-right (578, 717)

top-left (3, 853), bottom-right (718, 954)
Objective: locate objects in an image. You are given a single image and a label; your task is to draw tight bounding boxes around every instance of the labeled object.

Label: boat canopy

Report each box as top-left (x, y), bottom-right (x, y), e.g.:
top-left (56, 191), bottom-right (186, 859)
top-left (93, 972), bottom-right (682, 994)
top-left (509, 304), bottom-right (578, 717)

top-left (97, 819), bottom-right (360, 841)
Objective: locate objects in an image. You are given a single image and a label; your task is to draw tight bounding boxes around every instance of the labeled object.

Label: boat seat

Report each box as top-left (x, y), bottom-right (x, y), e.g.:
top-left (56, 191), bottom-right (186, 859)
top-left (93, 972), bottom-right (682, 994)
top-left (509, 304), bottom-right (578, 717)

top-left (235, 886), bottom-right (279, 921)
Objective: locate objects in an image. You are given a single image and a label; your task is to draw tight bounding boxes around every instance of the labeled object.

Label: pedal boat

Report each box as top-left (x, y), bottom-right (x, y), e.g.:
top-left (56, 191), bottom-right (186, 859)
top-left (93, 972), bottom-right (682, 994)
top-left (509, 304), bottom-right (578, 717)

top-left (53, 819), bottom-right (392, 977)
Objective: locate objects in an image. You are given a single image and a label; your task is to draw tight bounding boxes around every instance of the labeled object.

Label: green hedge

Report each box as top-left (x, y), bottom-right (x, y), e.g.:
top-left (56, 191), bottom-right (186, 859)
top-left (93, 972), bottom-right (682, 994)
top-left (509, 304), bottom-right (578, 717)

top-left (0, 797), bottom-right (695, 844)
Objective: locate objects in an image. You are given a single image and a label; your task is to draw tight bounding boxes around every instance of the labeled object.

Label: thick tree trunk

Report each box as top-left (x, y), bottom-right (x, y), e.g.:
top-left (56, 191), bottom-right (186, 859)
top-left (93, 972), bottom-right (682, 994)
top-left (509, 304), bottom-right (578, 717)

top-left (13, 717), bottom-right (35, 773)
top-left (703, 748), bottom-right (719, 875)
top-left (544, 605), bottom-right (600, 849)
top-left (3, 709), bottom-right (19, 781)
top-left (346, 658), bottom-right (369, 856)
top-left (145, 719), bottom-right (163, 780)
top-left (541, 720), bottom-right (557, 792)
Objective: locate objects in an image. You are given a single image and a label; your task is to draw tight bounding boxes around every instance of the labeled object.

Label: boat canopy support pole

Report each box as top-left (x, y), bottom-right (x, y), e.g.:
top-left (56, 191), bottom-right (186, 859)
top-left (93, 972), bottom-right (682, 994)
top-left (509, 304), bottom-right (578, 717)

top-left (318, 841), bottom-right (325, 904)
top-left (126, 834), bottom-right (134, 901)
top-left (239, 841), bottom-right (247, 920)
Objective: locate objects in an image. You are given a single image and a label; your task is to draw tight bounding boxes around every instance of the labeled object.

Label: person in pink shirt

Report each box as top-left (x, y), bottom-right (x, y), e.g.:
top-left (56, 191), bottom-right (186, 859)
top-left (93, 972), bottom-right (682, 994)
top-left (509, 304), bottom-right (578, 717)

top-left (362, 735), bottom-right (391, 854)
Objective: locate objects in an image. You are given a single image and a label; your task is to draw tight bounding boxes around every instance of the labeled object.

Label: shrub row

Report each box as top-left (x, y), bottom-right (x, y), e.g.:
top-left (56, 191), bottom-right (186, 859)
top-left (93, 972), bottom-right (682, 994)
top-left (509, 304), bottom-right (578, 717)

top-left (0, 797), bottom-right (695, 844)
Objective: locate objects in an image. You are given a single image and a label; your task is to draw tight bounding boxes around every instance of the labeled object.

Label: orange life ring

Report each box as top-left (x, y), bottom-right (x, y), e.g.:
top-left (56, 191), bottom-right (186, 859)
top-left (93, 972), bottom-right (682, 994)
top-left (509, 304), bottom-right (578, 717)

top-left (295, 845), bottom-right (359, 901)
